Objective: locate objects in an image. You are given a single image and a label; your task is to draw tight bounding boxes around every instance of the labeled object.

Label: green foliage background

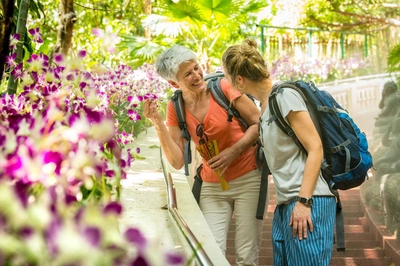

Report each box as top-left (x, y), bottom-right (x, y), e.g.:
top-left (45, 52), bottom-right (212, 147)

top-left (2, 0), bottom-right (400, 81)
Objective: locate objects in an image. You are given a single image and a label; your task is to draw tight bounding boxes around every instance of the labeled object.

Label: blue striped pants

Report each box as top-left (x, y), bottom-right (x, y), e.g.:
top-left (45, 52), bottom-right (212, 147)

top-left (272, 196), bottom-right (336, 266)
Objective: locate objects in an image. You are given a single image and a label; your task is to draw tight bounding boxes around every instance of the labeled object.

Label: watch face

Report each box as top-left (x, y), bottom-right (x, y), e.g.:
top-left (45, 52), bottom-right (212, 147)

top-left (307, 198), bottom-right (314, 206)
top-left (296, 196), bottom-right (313, 206)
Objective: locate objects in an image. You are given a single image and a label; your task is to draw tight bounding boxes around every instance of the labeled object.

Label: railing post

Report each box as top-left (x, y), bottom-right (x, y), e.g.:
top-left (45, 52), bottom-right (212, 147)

top-left (308, 30), bottom-right (313, 58)
top-left (340, 33), bottom-right (345, 59)
top-left (260, 25), bottom-right (265, 56)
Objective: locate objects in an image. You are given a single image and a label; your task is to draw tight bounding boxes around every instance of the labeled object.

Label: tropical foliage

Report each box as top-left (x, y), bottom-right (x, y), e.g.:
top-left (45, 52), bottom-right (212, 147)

top-left (301, 0), bottom-right (400, 32)
top-left (387, 42), bottom-right (400, 83)
top-left (119, 0), bottom-right (268, 71)
top-left (299, 0), bottom-right (400, 76)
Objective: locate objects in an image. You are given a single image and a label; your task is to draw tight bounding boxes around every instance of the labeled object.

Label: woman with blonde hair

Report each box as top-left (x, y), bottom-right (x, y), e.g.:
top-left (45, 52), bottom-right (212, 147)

top-left (222, 39), bottom-right (336, 266)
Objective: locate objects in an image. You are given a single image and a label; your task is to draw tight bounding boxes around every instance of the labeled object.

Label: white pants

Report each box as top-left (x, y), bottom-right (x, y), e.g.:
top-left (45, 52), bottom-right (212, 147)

top-left (199, 170), bottom-right (266, 266)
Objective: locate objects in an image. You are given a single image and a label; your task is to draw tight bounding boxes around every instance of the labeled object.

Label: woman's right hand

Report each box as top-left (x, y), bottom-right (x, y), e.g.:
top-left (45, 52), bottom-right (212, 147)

top-left (143, 99), bottom-right (162, 124)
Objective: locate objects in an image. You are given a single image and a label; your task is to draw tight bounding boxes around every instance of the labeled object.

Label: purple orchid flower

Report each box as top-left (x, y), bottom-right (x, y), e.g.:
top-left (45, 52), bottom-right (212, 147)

top-left (103, 201), bottom-right (122, 215)
top-left (10, 63), bottom-right (23, 81)
top-left (9, 33), bottom-right (20, 50)
top-left (124, 228), bottom-right (147, 248)
top-left (53, 53), bottom-right (64, 64)
top-left (83, 226), bottom-right (101, 247)
top-left (5, 52), bottom-right (17, 70)
top-left (28, 27), bottom-right (43, 43)
top-left (131, 256), bottom-right (149, 266)
top-left (166, 252), bottom-right (185, 265)
top-left (78, 50), bottom-right (87, 59)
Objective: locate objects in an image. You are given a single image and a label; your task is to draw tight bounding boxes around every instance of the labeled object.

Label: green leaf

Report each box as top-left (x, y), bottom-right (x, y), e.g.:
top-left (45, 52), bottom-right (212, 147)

top-left (134, 42), bottom-right (163, 62)
top-left (118, 35), bottom-right (165, 63)
top-left (29, 0), bottom-right (41, 19)
top-left (132, 153), bottom-right (146, 160)
top-left (174, 2), bottom-right (203, 21)
top-left (197, 0), bottom-right (232, 19)
top-left (23, 31), bottom-right (33, 53)
top-left (38, 39), bottom-right (53, 54)
top-left (36, 0), bottom-right (45, 14)
top-left (387, 43), bottom-right (400, 74)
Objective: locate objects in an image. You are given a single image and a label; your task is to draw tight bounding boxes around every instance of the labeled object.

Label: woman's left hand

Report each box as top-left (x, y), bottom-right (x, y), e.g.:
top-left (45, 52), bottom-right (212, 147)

top-left (290, 202), bottom-right (313, 241)
top-left (207, 146), bottom-right (237, 175)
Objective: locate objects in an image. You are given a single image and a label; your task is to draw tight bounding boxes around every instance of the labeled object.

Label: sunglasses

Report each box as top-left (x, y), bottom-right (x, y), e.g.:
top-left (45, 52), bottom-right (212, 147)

top-left (196, 123), bottom-right (209, 145)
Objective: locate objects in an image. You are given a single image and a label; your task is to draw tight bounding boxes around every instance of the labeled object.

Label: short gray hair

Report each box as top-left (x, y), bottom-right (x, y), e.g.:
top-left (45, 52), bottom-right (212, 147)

top-left (155, 45), bottom-right (197, 81)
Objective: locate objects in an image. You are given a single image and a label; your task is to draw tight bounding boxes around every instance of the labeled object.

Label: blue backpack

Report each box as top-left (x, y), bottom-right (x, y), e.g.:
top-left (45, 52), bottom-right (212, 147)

top-left (268, 80), bottom-right (373, 251)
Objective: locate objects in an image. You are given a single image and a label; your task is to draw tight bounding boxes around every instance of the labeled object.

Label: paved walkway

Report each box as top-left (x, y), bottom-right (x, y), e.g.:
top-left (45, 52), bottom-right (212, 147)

top-left (119, 126), bottom-right (229, 265)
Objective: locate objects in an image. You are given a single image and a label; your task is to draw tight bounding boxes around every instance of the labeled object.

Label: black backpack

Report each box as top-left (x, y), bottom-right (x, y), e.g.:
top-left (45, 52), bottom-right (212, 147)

top-left (170, 72), bottom-right (269, 220)
top-left (267, 80), bottom-right (374, 251)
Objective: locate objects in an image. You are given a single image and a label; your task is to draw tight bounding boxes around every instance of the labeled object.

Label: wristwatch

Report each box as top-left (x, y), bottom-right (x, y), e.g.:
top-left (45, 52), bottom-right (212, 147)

top-left (296, 196), bottom-right (314, 207)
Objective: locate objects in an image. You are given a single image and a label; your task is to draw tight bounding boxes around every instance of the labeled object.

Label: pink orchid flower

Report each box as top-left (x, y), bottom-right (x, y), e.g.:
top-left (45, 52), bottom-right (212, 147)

top-left (28, 27), bottom-right (43, 43)
top-left (92, 26), bottom-right (120, 53)
top-left (9, 34), bottom-right (20, 50)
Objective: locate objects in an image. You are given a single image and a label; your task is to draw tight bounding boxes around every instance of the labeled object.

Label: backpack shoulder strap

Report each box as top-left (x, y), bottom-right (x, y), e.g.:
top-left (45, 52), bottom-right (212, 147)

top-left (207, 76), bottom-right (249, 129)
top-left (171, 89), bottom-right (192, 176)
top-left (268, 82), bottom-right (307, 154)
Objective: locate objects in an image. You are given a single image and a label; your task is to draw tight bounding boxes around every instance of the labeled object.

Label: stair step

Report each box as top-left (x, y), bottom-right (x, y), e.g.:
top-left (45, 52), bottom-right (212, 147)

top-left (338, 188), bottom-right (361, 195)
top-left (332, 248), bottom-right (386, 258)
top-left (341, 205), bottom-right (365, 212)
top-left (330, 257), bottom-right (393, 266)
top-left (344, 217), bottom-right (369, 225)
top-left (341, 240), bottom-right (382, 249)
top-left (335, 194), bottom-right (362, 201)
top-left (341, 199), bottom-right (361, 206)
top-left (341, 211), bottom-right (366, 218)
top-left (341, 224), bottom-right (370, 233)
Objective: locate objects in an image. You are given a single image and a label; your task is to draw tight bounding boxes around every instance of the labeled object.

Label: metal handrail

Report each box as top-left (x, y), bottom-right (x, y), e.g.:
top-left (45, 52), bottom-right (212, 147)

top-left (160, 149), bottom-right (213, 266)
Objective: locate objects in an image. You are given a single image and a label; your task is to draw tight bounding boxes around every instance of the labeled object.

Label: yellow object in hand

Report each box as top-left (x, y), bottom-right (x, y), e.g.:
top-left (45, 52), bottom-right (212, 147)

top-left (196, 139), bottom-right (230, 191)
top-left (216, 169), bottom-right (229, 190)
top-left (212, 140), bottom-right (229, 191)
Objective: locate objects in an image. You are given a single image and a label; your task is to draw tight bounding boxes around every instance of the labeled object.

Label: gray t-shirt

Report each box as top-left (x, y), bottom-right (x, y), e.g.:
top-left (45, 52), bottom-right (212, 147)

top-left (260, 88), bottom-right (333, 205)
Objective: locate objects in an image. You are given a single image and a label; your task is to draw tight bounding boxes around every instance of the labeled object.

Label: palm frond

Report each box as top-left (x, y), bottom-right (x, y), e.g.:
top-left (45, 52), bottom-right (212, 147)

top-left (142, 14), bottom-right (188, 37)
top-left (387, 43), bottom-right (400, 74)
top-left (196, 0), bottom-right (233, 20)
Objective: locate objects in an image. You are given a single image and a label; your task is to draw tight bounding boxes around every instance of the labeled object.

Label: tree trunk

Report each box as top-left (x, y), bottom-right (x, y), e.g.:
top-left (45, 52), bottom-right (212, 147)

top-left (143, 0), bottom-right (151, 39)
top-left (7, 0), bottom-right (29, 94)
top-left (0, 0), bottom-right (15, 83)
top-left (51, 0), bottom-right (76, 57)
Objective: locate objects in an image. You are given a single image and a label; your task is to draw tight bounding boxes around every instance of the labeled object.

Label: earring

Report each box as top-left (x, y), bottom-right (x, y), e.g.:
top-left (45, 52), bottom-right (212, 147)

top-left (238, 84), bottom-right (245, 91)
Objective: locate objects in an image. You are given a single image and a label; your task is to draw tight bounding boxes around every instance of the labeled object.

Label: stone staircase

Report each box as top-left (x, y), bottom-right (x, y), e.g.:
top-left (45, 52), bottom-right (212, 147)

top-left (226, 177), bottom-right (398, 266)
